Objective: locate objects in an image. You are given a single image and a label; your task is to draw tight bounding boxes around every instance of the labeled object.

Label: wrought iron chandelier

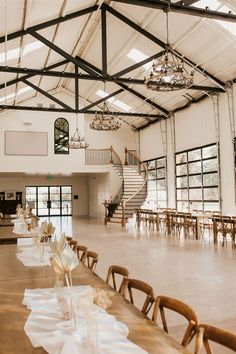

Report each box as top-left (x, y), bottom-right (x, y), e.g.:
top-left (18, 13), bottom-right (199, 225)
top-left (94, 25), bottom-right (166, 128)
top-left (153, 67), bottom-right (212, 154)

top-left (90, 84), bottom-right (121, 131)
top-left (144, 2), bottom-right (194, 92)
top-left (69, 114), bottom-right (89, 149)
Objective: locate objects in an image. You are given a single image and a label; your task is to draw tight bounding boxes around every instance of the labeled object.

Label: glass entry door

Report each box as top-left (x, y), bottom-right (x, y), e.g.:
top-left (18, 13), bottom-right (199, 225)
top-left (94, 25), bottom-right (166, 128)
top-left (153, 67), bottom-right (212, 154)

top-left (26, 186), bottom-right (72, 216)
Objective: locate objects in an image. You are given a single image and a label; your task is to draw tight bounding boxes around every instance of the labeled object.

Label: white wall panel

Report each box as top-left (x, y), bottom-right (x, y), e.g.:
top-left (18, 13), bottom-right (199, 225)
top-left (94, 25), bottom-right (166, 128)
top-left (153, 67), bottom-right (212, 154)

top-left (140, 122), bottom-right (164, 161)
top-left (175, 98), bottom-right (216, 152)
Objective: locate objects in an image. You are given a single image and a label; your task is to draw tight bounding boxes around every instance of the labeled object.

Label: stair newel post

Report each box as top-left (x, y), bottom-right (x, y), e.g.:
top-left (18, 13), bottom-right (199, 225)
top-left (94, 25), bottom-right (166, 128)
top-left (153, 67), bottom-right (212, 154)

top-left (121, 200), bottom-right (125, 227)
top-left (110, 146), bottom-right (114, 164)
top-left (124, 147), bottom-right (128, 165)
top-left (104, 200), bottom-right (108, 225)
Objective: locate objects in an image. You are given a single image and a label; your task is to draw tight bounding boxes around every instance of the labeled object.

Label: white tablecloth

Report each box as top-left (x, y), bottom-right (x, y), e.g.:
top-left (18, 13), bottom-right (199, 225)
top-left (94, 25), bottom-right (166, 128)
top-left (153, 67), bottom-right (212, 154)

top-left (23, 286), bottom-right (147, 354)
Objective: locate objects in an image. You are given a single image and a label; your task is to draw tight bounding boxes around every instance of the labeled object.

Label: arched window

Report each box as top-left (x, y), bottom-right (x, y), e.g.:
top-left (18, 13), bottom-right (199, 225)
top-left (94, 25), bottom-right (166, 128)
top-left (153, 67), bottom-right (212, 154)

top-left (54, 118), bottom-right (69, 154)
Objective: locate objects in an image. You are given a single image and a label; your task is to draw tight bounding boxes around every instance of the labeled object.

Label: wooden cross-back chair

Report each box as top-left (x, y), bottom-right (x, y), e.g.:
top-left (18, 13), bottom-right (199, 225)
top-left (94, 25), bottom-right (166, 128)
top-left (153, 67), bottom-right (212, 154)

top-left (152, 295), bottom-right (199, 348)
top-left (126, 278), bottom-right (155, 316)
top-left (69, 240), bottom-right (77, 252)
top-left (76, 245), bottom-right (87, 263)
top-left (194, 324), bottom-right (236, 354)
top-left (106, 265), bottom-right (129, 296)
top-left (85, 250), bottom-right (98, 272)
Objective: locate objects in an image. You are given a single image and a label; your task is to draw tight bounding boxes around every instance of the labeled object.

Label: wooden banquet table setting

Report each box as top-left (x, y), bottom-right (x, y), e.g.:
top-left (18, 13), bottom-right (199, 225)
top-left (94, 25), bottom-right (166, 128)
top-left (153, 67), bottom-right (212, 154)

top-left (0, 243), bottom-right (191, 354)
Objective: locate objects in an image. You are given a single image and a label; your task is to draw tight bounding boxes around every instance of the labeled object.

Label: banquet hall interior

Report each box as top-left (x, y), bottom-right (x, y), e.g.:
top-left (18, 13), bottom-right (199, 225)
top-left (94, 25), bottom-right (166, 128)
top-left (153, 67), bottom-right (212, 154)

top-left (1, 0), bottom-right (236, 353)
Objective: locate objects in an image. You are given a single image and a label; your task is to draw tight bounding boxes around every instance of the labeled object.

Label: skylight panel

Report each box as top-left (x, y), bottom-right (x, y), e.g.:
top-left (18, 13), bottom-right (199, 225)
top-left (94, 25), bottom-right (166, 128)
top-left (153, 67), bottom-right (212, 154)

top-left (96, 90), bottom-right (115, 103)
top-left (0, 41), bottom-right (45, 64)
top-left (127, 48), bottom-right (152, 71)
top-left (194, 0), bottom-right (220, 10)
top-left (96, 90), bottom-right (133, 112)
top-left (0, 86), bottom-right (33, 103)
top-left (195, 1), bottom-right (236, 37)
top-left (112, 99), bottom-right (133, 112)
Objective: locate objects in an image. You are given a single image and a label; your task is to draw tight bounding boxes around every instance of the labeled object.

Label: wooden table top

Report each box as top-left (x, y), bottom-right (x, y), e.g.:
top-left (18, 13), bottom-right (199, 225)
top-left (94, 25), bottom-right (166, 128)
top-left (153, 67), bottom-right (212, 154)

top-left (0, 244), bottom-right (191, 354)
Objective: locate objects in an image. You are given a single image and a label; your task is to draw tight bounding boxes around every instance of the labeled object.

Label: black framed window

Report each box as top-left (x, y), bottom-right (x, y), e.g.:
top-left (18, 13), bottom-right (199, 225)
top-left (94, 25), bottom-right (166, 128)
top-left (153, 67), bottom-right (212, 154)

top-left (25, 185), bottom-right (72, 216)
top-left (142, 156), bottom-right (167, 209)
top-left (175, 143), bottom-right (220, 211)
top-left (54, 118), bottom-right (69, 154)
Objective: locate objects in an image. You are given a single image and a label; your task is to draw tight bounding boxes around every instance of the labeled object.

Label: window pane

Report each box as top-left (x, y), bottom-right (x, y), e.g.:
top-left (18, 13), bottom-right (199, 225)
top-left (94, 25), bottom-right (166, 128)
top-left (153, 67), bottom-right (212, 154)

top-left (55, 118), bottom-right (69, 155)
top-left (188, 149), bottom-right (201, 161)
top-left (147, 161), bottom-right (156, 169)
top-left (157, 190), bottom-right (166, 200)
top-left (188, 161), bottom-right (201, 174)
top-left (176, 164), bottom-right (187, 176)
top-left (177, 189), bottom-right (188, 200)
top-left (50, 186), bottom-right (60, 194)
top-left (157, 180), bottom-right (166, 189)
top-left (62, 193), bottom-right (72, 201)
top-left (204, 202), bottom-right (220, 211)
top-left (189, 175), bottom-right (202, 188)
top-left (50, 193), bottom-right (60, 201)
top-left (202, 145), bottom-right (217, 159)
top-left (158, 201), bottom-right (167, 208)
top-left (203, 188), bottom-right (219, 200)
top-left (203, 173), bottom-right (218, 186)
top-left (26, 187), bottom-right (36, 194)
top-left (157, 169), bottom-right (165, 178)
top-left (176, 152), bottom-right (187, 164)
top-left (191, 202), bottom-right (203, 211)
top-left (156, 158), bottom-right (165, 168)
top-left (189, 188), bottom-right (202, 201)
top-left (203, 159), bottom-right (218, 172)
top-left (177, 201), bottom-right (188, 212)
top-left (61, 186), bottom-right (71, 194)
top-left (148, 180), bottom-right (156, 189)
top-left (148, 170), bottom-right (156, 180)
top-left (176, 177), bottom-right (187, 188)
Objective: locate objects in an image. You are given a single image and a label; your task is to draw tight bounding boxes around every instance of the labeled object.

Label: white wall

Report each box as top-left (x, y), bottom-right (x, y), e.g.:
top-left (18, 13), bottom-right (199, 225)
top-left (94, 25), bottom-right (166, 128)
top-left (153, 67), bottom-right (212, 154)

top-left (88, 166), bottom-right (121, 218)
top-left (84, 116), bottom-right (136, 161)
top-left (0, 175), bottom-right (88, 216)
top-left (139, 86), bottom-right (236, 214)
top-left (0, 91), bottom-right (135, 173)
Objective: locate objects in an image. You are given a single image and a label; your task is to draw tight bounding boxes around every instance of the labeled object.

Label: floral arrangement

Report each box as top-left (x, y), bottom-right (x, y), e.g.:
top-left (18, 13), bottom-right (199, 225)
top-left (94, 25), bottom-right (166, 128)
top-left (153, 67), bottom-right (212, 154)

top-left (93, 288), bottom-right (114, 310)
top-left (39, 221), bottom-right (55, 242)
top-left (50, 245), bottom-right (79, 328)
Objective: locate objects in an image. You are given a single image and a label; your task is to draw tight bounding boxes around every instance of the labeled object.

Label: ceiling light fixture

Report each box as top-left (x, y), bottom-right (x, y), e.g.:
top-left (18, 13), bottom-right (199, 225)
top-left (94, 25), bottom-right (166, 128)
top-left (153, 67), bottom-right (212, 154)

top-left (90, 83), bottom-right (121, 131)
top-left (69, 113), bottom-right (89, 149)
top-left (144, 1), bottom-right (194, 92)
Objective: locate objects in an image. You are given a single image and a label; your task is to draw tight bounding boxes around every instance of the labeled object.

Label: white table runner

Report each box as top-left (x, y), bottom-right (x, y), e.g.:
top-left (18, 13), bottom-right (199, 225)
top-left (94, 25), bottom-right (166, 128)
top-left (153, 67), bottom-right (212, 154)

top-left (23, 286), bottom-right (147, 354)
top-left (17, 244), bottom-right (53, 266)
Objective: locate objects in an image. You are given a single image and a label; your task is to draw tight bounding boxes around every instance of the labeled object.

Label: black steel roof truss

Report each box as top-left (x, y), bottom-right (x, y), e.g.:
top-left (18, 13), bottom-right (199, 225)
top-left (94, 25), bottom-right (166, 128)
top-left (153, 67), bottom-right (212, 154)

top-left (111, 0), bottom-right (236, 23)
top-left (103, 3), bottom-right (225, 89)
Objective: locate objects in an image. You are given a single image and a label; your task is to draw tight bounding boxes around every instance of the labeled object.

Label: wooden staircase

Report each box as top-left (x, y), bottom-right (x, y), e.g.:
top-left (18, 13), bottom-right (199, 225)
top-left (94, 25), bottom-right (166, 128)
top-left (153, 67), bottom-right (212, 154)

top-left (109, 165), bottom-right (146, 223)
top-left (104, 148), bottom-right (148, 226)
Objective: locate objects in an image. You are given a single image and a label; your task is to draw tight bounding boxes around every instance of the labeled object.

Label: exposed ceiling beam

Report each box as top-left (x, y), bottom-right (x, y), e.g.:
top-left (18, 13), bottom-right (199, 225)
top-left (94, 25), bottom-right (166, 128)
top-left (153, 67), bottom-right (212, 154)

top-left (0, 59), bottom-right (69, 90)
top-left (0, 5), bottom-right (99, 43)
top-left (101, 6), bottom-right (107, 76)
top-left (0, 105), bottom-right (76, 113)
top-left (81, 89), bottom-right (124, 111)
top-left (82, 110), bottom-right (161, 118)
top-left (76, 57), bottom-right (170, 117)
top-left (21, 79), bottom-right (73, 110)
top-left (0, 65), bottom-right (224, 93)
top-left (111, 0), bottom-right (236, 23)
top-left (103, 3), bottom-right (225, 89)
top-left (113, 51), bottom-right (164, 77)
top-left (0, 103), bottom-right (160, 118)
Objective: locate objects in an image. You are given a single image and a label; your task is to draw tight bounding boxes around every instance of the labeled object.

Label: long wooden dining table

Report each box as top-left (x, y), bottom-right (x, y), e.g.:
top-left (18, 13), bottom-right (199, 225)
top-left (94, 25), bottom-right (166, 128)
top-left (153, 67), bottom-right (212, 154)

top-left (0, 243), bottom-right (191, 354)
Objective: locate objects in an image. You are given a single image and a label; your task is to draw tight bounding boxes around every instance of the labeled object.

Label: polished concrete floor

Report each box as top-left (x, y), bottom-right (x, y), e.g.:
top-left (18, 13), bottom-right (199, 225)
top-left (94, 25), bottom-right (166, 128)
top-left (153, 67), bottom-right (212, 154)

top-left (1, 216), bottom-right (236, 353)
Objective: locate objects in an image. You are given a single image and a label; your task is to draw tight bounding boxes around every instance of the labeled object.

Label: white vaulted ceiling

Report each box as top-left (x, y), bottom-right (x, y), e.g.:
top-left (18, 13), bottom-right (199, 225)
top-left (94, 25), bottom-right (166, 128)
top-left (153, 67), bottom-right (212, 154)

top-left (0, 0), bottom-right (236, 129)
